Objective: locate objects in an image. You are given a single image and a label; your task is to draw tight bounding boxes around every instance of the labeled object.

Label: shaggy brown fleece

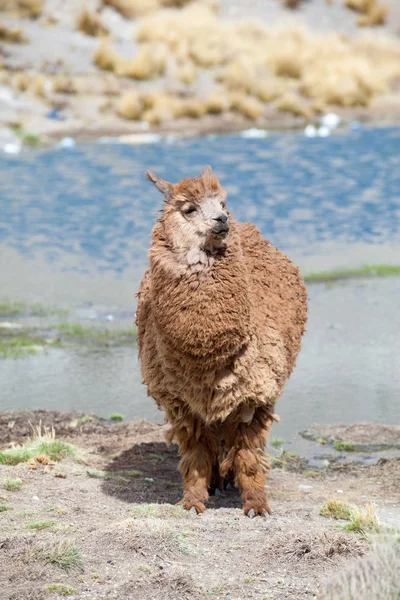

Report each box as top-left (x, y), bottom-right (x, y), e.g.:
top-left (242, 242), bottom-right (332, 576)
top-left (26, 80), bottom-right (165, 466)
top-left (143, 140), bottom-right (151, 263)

top-left (136, 167), bottom-right (307, 516)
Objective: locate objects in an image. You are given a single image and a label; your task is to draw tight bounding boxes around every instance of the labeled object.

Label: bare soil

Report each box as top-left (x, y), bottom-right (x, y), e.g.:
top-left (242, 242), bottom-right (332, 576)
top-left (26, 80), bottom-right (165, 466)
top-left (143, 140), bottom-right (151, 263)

top-left (1, 410), bottom-right (399, 600)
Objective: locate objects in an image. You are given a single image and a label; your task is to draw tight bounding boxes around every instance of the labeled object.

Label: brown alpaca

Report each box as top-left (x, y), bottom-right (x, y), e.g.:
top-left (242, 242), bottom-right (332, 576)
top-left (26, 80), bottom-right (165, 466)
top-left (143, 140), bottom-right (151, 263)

top-left (136, 166), bottom-right (307, 517)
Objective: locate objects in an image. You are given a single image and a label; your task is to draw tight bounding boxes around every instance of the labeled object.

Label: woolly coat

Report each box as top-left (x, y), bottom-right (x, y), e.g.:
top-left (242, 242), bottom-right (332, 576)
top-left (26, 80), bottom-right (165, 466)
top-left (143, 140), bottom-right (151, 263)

top-left (136, 217), bottom-right (307, 425)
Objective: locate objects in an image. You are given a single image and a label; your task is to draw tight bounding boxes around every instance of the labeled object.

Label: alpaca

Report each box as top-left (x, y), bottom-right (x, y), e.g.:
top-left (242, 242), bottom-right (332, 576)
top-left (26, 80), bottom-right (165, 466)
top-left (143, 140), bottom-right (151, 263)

top-left (136, 166), bottom-right (307, 517)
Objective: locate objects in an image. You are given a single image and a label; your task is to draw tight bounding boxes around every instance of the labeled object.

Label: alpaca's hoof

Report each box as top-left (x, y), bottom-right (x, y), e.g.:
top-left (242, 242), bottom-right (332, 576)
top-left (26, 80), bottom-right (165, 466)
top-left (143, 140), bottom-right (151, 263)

top-left (177, 498), bottom-right (206, 514)
top-left (244, 502), bottom-right (272, 518)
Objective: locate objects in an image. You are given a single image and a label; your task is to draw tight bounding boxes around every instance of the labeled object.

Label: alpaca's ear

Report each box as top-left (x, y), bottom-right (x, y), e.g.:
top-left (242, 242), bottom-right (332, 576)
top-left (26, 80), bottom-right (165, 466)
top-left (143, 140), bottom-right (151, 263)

top-left (146, 170), bottom-right (173, 200)
top-left (201, 165), bottom-right (213, 178)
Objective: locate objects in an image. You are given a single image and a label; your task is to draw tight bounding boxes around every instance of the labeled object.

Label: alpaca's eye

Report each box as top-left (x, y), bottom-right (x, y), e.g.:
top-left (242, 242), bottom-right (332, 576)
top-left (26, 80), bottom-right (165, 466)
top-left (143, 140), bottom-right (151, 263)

top-left (184, 206), bottom-right (197, 215)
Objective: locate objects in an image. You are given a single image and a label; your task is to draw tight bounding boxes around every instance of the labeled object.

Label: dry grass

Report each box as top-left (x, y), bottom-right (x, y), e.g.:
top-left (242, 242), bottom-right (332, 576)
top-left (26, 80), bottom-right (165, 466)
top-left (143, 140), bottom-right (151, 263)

top-left (101, 0), bottom-right (160, 18)
top-left (319, 537), bottom-right (400, 600)
top-left (117, 90), bottom-right (143, 119)
top-left (0, 0), bottom-right (43, 18)
top-left (25, 539), bottom-right (83, 571)
top-left (52, 75), bottom-right (78, 94)
top-left (176, 98), bottom-right (206, 118)
top-left (344, 503), bottom-right (382, 533)
top-left (205, 91), bottom-right (229, 114)
top-left (76, 8), bottom-right (108, 37)
top-left (177, 61), bottom-right (197, 84)
top-left (284, 0), bottom-right (304, 7)
top-left (320, 499), bottom-right (353, 520)
top-left (0, 22), bottom-right (26, 42)
top-left (116, 43), bottom-right (168, 79)
top-left (345, 0), bottom-right (388, 26)
top-left (230, 93), bottom-right (264, 119)
top-left (29, 74), bottom-right (49, 98)
top-left (93, 40), bottom-right (122, 72)
top-left (12, 71), bottom-right (30, 90)
top-left (275, 92), bottom-right (311, 118)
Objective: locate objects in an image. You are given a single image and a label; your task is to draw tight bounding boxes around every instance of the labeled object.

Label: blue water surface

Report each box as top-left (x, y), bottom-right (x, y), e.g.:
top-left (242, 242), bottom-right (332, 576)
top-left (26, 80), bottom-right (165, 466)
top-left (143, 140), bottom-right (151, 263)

top-left (0, 127), bottom-right (399, 281)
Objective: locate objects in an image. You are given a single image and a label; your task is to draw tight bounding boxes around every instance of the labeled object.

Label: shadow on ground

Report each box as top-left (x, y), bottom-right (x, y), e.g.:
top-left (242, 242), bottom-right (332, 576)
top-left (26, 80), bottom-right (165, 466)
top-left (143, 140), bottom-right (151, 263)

top-left (101, 440), bottom-right (243, 510)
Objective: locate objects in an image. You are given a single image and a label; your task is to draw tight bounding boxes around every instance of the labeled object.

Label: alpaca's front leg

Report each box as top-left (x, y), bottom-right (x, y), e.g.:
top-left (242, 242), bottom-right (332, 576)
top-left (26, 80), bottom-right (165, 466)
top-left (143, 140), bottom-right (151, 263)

top-left (221, 407), bottom-right (273, 517)
top-left (179, 440), bottom-right (214, 513)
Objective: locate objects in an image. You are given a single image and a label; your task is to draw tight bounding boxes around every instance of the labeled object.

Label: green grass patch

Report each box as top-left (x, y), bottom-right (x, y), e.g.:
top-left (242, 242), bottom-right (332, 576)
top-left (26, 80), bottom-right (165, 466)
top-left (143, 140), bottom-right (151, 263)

top-left (0, 504), bottom-right (10, 512)
top-left (333, 441), bottom-right (356, 452)
top-left (58, 321), bottom-right (137, 342)
top-left (270, 437), bottom-right (284, 449)
top-left (45, 583), bottom-right (76, 596)
top-left (3, 479), bottom-right (22, 491)
top-left (320, 499), bottom-right (353, 520)
top-left (109, 413), bottom-right (124, 422)
top-left (303, 264), bottom-right (400, 284)
top-left (0, 335), bottom-right (47, 359)
top-left (27, 520), bottom-right (57, 530)
top-left (87, 468), bottom-right (107, 479)
top-left (0, 448), bottom-right (34, 465)
top-left (0, 437), bottom-right (76, 466)
top-left (0, 299), bottom-right (69, 318)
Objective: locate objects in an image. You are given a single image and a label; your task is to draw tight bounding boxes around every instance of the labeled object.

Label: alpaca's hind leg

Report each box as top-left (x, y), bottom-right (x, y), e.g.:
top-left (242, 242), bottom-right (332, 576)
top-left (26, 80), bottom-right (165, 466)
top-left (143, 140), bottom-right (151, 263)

top-left (221, 406), bottom-right (273, 517)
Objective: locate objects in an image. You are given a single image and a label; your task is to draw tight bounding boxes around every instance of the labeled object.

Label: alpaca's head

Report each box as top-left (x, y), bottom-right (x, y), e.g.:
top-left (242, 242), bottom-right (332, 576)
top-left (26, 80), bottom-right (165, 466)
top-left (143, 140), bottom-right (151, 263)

top-left (146, 166), bottom-right (229, 257)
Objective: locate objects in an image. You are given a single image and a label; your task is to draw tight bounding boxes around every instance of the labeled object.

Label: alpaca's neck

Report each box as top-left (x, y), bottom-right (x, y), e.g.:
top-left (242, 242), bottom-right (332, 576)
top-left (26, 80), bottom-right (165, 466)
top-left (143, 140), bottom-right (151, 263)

top-left (149, 221), bottom-right (251, 361)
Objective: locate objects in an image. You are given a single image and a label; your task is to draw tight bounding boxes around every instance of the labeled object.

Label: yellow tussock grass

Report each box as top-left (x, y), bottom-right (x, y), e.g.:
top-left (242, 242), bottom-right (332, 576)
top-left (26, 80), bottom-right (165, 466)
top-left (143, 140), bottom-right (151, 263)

top-left (175, 98), bottom-right (206, 118)
top-left (0, 22), bottom-right (26, 42)
top-left (116, 44), bottom-right (168, 80)
top-left (177, 61), bottom-right (197, 84)
top-left (93, 40), bottom-right (122, 72)
top-left (117, 90), bottom-right (144, 119)
top-left (12, 71), bottom-right (30, 90)
top-left (230, 93), bottom-right (264, 119)
top-left (345, 0), bottom-right (387, 26)
top-left (0, 0), bottom-right (43, 18)
top-left (275, 92), bottom-right (311, 118)
top-left (76, 8), bottom-right (108, 37)
top-left (101, 0), bottom-right (160, 19)
top-left (137, 4), bottom-right (232, 68)
top-left (141, 92), bottom-right (180, 124)
top-left (29, 74), bottom-right (49, 98)
top-left (205, 91), bottom-right (229, 114)
top-left (52, 75), bottom-right (78, 94)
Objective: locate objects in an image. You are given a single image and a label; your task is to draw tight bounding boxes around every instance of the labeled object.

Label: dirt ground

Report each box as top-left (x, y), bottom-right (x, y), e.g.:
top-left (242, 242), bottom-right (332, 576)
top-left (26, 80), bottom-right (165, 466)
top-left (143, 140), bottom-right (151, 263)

top-left (1, 410), bottom-right (399, 600)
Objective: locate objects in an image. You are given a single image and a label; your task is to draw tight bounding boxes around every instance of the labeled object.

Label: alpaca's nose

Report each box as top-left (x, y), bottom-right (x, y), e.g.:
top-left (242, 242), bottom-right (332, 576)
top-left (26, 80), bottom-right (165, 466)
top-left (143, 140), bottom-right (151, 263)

top-left (213, 213), bottom-right (228, 224)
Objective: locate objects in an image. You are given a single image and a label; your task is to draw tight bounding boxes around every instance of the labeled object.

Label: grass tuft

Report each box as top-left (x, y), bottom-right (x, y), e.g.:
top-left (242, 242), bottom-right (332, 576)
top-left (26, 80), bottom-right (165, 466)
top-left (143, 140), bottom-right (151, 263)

top-left (0, 0), bottom-right (44, 18)
top-left (76, 8), bottom-right (108, 37)
top-left (0, 428), bottom-right (76, 465)
top-left (271, 437), bottom-right (284, 449)
top-left (320, 499), bottom-right (353, 520)
top-left (30, 540), bottom-right (83, 571)
top-left (0, 504), bottom-right (10, 512)
top-left (333, 441), bottom-right (356, 452)
top-left (344, 503), bottom-right (382, 534)
top-left (109, 413), bottom-right (124, 422)
top-left (45, 583), bottom-right (76, 596)
top-left (0, 22), bottom-right (27, 43)
top-left (3, 479), bottom-right (22, 491)
top-left (27, 520), bottom-right (57, 530)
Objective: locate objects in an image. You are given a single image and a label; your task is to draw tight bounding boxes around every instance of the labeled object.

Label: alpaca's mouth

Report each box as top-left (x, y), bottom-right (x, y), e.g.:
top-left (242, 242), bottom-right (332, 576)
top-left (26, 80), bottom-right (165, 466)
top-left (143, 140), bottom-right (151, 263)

top-left (211, 224), bottom-right (229, 238)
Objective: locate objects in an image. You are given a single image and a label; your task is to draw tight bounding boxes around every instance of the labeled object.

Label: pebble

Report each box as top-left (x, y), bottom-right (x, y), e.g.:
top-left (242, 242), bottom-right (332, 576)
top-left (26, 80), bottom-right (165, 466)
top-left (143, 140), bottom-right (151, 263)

top-left (320, 112), bottom-right (341, 129)
top-left (304, 125), bottom-right (317, 138)
top-left (3, 143), bottom-right (21, 154)
top-left (240, 128), bottom-right (268, 139)
top-left (298, 484), bottom-right (313, 490)
top-left (317, 126), bottom-right (331, 138)
top-left (58, 137), bottom-right (76, 149)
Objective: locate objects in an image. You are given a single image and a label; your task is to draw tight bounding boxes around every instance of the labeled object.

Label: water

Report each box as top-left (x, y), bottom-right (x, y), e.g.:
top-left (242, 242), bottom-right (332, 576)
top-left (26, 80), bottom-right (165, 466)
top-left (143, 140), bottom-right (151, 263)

top-left (1, 126), bottom-right (400, 450)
